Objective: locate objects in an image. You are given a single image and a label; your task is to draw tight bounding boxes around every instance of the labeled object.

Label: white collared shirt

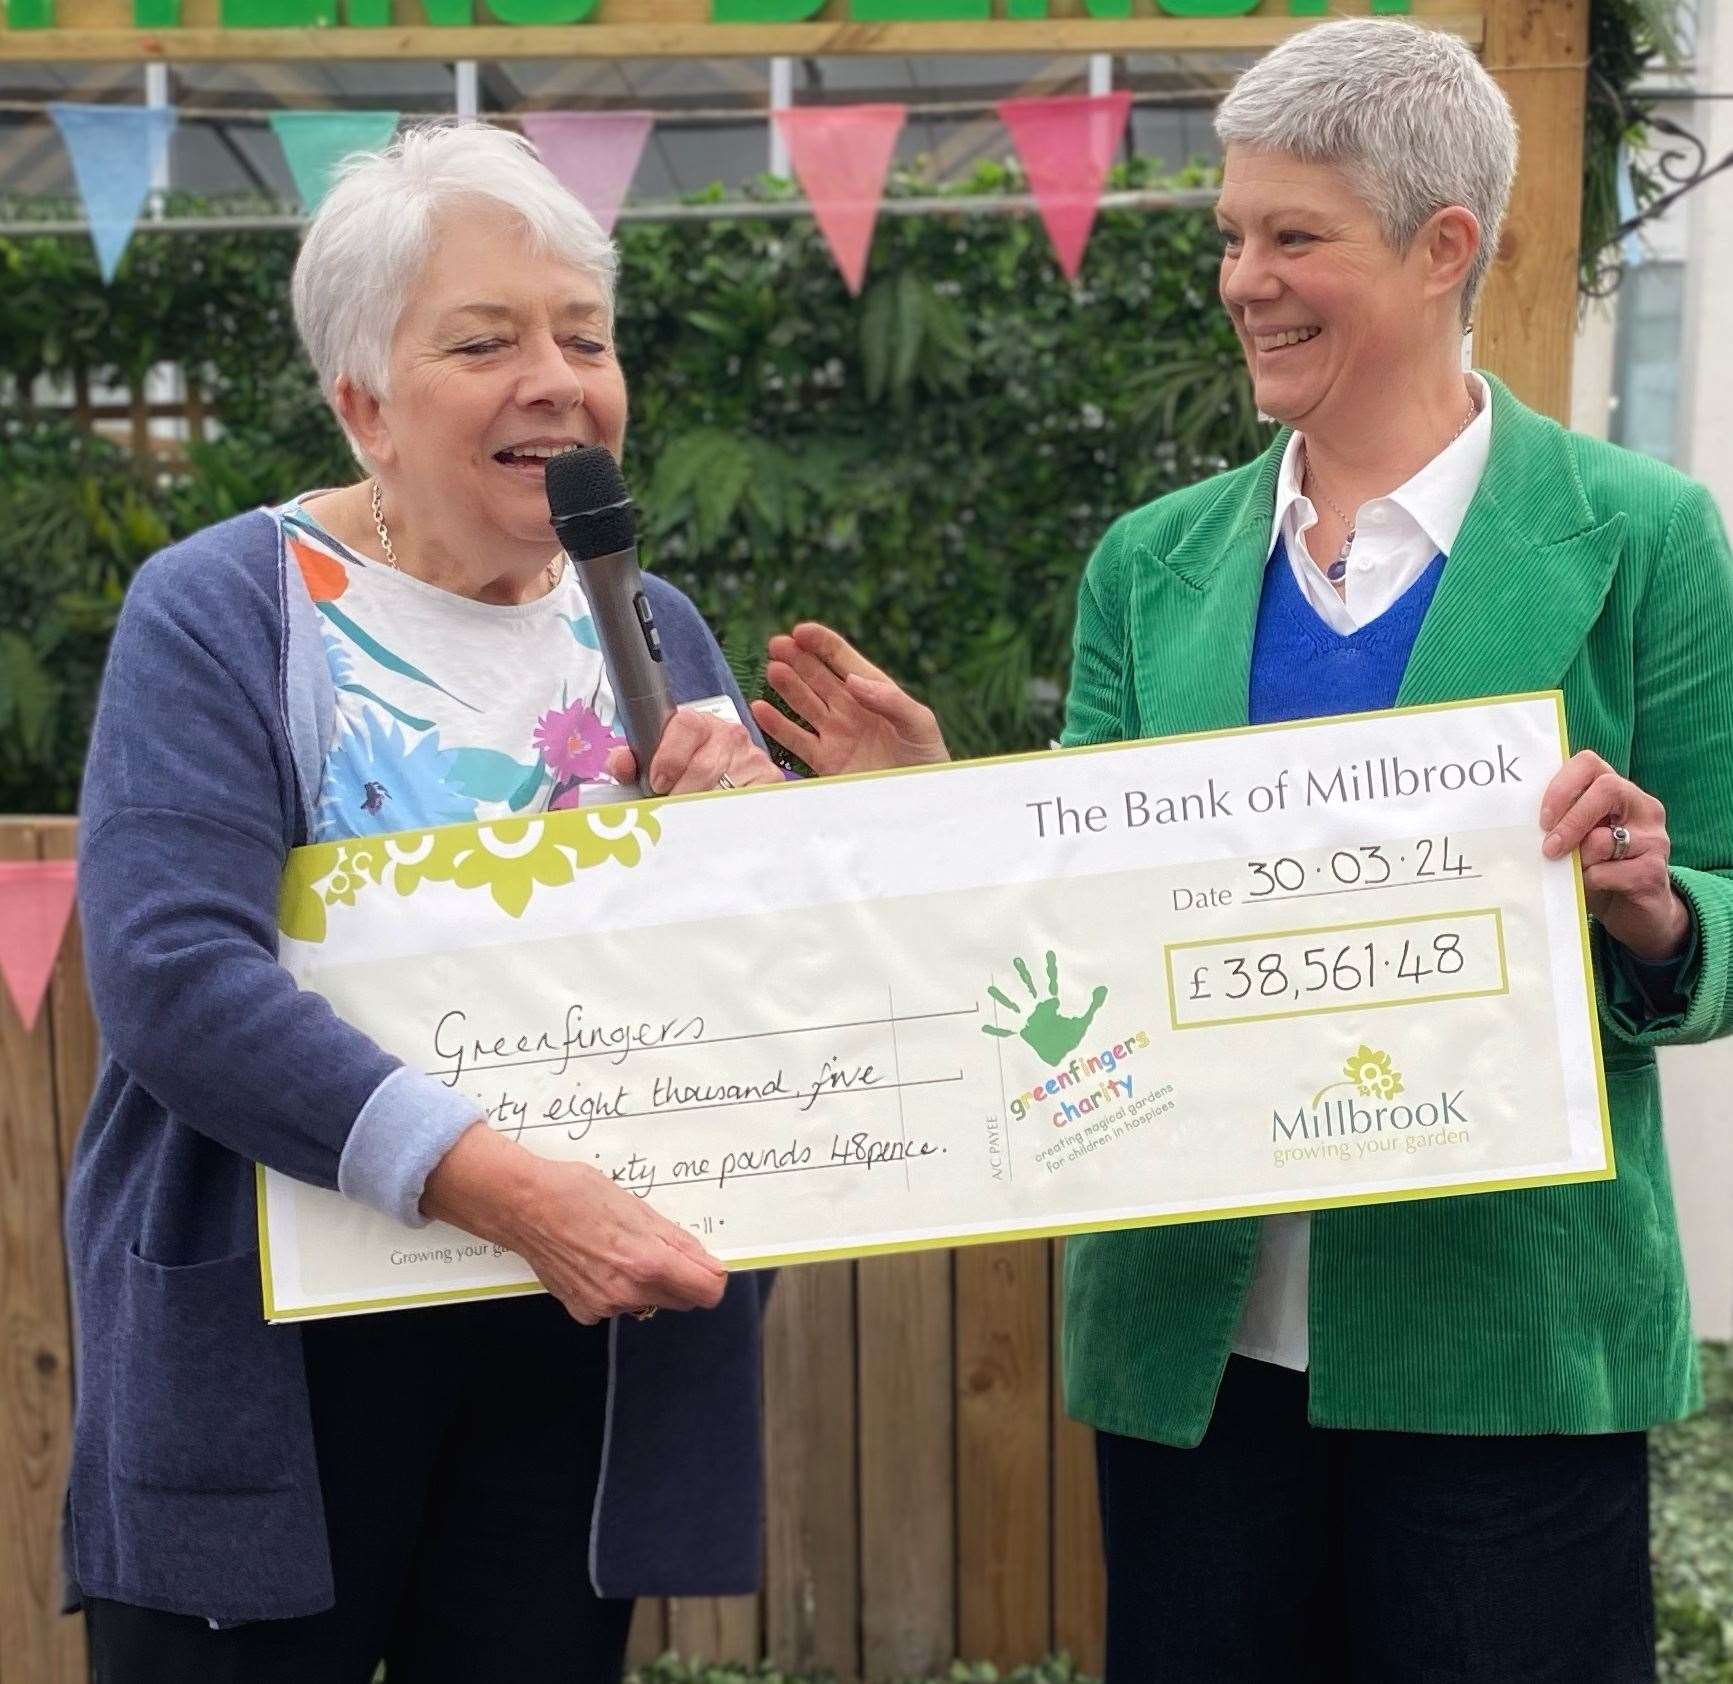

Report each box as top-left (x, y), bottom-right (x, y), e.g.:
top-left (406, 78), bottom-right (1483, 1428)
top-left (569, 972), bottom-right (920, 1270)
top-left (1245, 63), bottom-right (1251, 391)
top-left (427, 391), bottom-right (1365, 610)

top-left (1231, 374), bottom-right (1494, 1374)
top-left (1268, 371), bottom-right (1493, 634)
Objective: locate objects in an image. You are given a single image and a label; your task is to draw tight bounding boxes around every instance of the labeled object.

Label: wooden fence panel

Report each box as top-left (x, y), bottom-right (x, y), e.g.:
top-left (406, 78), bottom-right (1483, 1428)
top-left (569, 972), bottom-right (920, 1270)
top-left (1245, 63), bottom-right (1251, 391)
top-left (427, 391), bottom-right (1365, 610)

top-left (0, 819), bottom-right (1109, 1682)
top-left (666, 1595), bottom-right (761, 1667)
top-left (1050, 1241), bottom-right (1107, 1676)
top-left (858, 1250), bottom-right (955, 1680)
top-left (763, 1258), bottom-right (860, 1677)
top-left (1476, 0), bottom-right (1589, 423)
top-left (0, 821), bottom-right (85, 1684)
top-left (626, 1597), bottom-right (668, 1669)
top-left (955, 1240), bottom-right (1051, 1667)
top-left (42, 824), bottom-right (97, 1179)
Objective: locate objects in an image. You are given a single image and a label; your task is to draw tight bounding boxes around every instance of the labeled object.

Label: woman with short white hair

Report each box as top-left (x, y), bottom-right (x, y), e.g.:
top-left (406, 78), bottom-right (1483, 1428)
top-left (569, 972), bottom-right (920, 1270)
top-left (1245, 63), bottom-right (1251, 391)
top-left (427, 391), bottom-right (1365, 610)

top-left (64, 124), bottom-right (780, 1681)
top-left (770, 18), bottom-right (1733, 1680)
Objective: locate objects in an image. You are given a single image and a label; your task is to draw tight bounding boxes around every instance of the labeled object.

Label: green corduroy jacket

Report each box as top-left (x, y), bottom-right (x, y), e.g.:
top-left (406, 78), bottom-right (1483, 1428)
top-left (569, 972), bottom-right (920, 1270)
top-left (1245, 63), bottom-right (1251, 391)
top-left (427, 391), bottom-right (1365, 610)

top-left (1060, 375), bottom-right (1733, 1445)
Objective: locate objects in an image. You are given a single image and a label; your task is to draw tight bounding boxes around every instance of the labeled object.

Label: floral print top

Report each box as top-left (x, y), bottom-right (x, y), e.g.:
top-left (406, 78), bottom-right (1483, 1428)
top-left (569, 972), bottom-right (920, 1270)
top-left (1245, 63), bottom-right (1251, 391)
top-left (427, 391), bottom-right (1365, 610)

top-left (275, 495), bottom-right (626, 844)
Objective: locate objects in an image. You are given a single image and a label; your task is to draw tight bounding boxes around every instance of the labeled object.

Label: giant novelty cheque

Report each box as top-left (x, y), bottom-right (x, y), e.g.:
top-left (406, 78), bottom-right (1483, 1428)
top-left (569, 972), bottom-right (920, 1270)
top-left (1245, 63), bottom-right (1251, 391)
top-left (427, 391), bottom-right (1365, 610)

top-left (259, 693), bottom-right (1612, 1320)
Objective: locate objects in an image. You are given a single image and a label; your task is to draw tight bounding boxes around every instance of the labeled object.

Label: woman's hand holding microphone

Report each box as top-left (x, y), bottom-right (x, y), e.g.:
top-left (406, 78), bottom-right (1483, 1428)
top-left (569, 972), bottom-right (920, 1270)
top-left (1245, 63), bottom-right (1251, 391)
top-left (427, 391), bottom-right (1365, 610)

top-left (603, 708), bottom-right (782, 795)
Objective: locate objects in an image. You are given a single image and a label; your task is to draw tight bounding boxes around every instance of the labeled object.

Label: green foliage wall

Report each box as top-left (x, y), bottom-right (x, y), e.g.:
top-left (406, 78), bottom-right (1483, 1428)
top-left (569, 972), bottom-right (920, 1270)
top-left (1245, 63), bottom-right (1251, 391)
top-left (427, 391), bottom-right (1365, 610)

top-left (0, 159), bottom-right (1251, 815)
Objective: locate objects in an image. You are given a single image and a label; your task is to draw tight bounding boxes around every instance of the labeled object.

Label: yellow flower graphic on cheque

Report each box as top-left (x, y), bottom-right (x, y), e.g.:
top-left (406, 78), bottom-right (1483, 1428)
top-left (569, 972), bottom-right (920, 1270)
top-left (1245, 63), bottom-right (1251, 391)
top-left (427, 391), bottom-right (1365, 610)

top-left (278, 804), bottom-right (663, 941)
top-left (1345, 1045), bottom-right (1404, 1101)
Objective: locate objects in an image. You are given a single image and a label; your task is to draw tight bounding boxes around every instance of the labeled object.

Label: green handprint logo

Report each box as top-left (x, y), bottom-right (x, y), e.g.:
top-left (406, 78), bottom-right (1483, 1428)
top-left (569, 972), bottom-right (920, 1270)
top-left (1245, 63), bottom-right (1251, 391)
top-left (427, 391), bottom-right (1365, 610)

top-left (983, 951), bottom-right (1109, 1066)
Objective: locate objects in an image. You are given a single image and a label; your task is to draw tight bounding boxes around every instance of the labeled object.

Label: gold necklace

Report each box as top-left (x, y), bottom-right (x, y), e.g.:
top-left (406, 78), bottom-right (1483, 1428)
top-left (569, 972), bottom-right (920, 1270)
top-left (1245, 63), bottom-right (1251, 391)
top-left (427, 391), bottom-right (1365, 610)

top-left (369, 478), bottom-right (562, 595)
top-left (1304, 396), bottom-right (1480, 583)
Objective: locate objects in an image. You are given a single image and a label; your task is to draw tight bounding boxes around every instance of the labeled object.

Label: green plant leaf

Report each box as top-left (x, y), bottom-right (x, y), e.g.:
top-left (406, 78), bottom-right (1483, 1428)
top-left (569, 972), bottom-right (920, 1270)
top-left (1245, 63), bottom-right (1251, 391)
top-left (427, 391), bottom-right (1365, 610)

top-left (893, 268), bottom-right (927, 396)
top-left (859, 275), bottom-right (894, 405)
top-left (0, 631), bottom-right (61, 757)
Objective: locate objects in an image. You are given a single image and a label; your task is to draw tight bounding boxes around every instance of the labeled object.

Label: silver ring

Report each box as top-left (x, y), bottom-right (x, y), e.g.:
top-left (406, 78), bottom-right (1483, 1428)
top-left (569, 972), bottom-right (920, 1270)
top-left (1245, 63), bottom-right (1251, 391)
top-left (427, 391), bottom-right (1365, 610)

top-left (716, 773), bottom-right (735, 790)
top-left (1609, 823), bottom-right (1632, 862)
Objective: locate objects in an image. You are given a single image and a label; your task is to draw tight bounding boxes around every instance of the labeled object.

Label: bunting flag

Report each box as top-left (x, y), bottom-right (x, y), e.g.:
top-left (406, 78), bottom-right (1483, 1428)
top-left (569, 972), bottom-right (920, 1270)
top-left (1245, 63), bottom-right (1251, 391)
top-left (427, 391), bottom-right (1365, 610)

top-left (0, 861), bottom-right (77, 1034)
top-left (520, 111), bottom-right (654, 237)
top-left (269, 110), bottom-right (402, 214)
top-left (48, 104), bottom-right (178, 283)
top-left (774, 105), bottom-right (906, 295)
top-left (997, 92), bottom-right (1133, 281)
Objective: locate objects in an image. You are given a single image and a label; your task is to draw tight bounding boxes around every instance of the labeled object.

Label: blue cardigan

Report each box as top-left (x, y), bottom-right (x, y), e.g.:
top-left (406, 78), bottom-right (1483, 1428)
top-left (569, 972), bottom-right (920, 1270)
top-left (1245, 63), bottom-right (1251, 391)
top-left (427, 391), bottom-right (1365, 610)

top-left (63, 508), bottom-right (768, 1624)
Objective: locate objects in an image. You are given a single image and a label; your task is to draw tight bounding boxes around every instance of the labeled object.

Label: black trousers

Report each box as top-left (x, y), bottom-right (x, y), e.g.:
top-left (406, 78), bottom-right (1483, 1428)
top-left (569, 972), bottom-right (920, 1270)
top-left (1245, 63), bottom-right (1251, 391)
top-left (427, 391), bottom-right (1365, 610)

top-left (86, 1294), bottom-right (633, 1684)
top-left (1096, 1355), bottom-right (1655, 1684)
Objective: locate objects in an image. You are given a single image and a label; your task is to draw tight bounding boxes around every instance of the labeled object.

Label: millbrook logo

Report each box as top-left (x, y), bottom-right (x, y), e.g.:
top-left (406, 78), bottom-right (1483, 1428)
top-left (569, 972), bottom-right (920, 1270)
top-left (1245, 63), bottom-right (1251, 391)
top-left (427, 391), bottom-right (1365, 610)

top-left (1271, 1044), bottom-right (1467, 1142)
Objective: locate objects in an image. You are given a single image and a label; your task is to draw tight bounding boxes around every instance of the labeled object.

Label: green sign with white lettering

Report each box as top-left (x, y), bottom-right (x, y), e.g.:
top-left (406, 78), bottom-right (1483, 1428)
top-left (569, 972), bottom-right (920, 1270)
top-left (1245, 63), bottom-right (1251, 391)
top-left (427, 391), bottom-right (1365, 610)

top-left (2, 0), bottom-right (1410, 30)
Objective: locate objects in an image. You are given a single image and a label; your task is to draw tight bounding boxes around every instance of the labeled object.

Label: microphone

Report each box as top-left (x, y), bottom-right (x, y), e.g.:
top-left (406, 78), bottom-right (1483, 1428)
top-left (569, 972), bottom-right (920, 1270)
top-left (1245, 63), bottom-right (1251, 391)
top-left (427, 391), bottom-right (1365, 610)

top-left (546, 446), bottom-right (675, 799)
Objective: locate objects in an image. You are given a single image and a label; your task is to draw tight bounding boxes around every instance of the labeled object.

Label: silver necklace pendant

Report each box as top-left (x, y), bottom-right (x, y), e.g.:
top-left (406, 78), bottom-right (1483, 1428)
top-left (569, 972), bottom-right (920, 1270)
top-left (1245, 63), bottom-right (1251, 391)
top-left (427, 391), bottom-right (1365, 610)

top-left (1307, 390), bottom-right (1474, 595)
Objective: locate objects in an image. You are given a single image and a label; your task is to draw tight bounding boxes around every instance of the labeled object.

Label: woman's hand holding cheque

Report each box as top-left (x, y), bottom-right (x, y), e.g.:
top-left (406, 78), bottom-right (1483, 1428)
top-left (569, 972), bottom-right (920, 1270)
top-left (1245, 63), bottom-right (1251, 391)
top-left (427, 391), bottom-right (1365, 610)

top-left (422, 1122), bottom-right (727, 1325)
top-left (1541, 748), bottom-right (1692, 963)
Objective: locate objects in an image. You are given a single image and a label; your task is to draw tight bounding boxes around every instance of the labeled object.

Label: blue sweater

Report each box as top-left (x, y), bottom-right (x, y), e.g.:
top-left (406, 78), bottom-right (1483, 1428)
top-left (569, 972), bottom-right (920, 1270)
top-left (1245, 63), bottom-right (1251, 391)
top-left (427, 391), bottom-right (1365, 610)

top-left (1248, 539), bottom-right (1445, 725)
top-left (64, 509), bottom-right (768, 1623)
top-left (1248, 540), bottom-right (1690, 1015)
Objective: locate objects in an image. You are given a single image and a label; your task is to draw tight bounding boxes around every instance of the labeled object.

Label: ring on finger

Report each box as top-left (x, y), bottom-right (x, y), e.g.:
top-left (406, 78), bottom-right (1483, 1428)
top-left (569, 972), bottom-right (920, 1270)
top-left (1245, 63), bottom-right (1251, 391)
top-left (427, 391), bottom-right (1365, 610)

top-left (1609, 823), bottom-right (1633, 862)
top-left (716, 773), bottom-right (735, 791)
top-left (632, 1305), bottom-right (658, 1322)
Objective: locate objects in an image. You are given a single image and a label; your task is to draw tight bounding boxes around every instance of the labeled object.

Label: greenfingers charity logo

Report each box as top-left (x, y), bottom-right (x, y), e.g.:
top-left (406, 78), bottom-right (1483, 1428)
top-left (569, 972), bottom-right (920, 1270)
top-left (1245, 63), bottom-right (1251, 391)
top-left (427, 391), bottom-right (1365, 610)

top-left (278, 805), bottom-right (663, 944)
top-left (982, 950), bottom-right (1108, 1064)
top-left (988, 950), bottom-right (1162, 1132)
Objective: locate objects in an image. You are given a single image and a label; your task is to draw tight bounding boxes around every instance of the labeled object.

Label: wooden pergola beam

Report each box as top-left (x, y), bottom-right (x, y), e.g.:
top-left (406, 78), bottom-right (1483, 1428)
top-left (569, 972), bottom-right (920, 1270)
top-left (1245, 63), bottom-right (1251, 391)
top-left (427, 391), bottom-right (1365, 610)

top-left (1, 12), bottom-right (1486, 60)
top-left (1476, 0), bottom-right (1590, 422)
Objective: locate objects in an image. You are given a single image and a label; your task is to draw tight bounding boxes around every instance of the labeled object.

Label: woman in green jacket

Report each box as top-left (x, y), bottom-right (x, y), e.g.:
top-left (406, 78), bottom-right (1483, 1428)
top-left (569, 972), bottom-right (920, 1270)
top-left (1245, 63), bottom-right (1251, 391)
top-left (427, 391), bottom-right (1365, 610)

top-left (759, 17), bottom-right (1733, 1681)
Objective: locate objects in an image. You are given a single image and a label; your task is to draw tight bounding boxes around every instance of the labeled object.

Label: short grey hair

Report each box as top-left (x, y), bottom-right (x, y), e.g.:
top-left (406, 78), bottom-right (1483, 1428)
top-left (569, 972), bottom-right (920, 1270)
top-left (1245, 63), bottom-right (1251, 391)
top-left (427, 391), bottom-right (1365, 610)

top-left (292, 121), bottom-right (619, 433)
top-left (1215, 18), bottom-right (1517, 324)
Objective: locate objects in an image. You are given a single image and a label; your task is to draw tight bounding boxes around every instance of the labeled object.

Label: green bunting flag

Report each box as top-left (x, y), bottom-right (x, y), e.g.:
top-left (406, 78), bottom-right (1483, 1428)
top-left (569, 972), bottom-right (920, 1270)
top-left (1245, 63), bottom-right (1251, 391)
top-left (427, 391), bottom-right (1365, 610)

top-left (269, 110), bottom-right (402, 213)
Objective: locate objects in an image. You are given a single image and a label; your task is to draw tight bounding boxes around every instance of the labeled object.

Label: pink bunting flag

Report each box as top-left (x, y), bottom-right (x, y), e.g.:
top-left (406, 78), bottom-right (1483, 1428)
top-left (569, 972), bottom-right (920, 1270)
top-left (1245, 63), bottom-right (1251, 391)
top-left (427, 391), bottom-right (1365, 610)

top-left (774, 105), bottom-right (907, 296)
top-left (997, 92), bottom-right (1133, 281)
top-left (0, 860), bottom-right (77, 1033)
top-left (520, 112), bottom-right (654, 237)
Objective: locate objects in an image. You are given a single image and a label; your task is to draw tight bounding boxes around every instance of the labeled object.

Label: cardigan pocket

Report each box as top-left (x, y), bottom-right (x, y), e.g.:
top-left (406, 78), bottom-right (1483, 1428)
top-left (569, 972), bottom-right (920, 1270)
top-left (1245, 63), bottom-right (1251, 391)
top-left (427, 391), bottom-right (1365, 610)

top-left (113, 1242), bottom-right (299, 1494)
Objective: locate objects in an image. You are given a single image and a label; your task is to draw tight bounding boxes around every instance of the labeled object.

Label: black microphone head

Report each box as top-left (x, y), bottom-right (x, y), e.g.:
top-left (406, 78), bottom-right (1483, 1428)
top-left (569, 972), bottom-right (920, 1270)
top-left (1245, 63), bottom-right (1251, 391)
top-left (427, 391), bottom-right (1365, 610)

top-left (546, 444), bottom-right (636, 560)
